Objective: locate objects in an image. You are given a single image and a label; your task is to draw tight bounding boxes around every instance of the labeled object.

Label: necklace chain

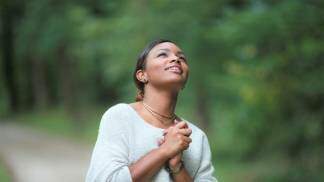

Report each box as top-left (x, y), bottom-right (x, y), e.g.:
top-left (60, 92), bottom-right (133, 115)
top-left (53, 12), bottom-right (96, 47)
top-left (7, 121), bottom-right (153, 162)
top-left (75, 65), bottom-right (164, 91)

top-left (142, 102), bottom-right (176, 123)
top-left (143, 102), bottom-right (176, 119)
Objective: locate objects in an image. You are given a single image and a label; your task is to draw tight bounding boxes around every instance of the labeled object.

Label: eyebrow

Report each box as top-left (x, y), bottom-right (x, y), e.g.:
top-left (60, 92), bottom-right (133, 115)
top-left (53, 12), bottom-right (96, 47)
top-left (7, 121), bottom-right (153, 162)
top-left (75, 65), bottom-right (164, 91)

top-left (157, 49), bottom-right (184, 55)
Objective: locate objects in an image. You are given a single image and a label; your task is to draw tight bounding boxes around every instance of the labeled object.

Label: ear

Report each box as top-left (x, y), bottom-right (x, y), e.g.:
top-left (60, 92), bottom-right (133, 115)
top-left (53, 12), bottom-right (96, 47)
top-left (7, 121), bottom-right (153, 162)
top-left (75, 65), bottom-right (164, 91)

top-left (136, 69), bottom-right (148, 83)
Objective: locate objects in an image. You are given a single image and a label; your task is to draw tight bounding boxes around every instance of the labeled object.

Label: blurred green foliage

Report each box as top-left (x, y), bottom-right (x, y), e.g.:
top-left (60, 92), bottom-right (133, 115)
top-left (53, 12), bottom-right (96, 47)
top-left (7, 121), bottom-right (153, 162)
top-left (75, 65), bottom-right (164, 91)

top-left (0, 159), bottom-right (11, 182)
top-left (1, 0), bottom-right (324, 181)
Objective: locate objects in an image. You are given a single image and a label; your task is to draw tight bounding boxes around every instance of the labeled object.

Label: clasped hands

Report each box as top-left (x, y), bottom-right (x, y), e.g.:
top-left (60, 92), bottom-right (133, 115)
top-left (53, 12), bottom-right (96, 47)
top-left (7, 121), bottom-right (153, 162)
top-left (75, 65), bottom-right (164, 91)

top-left (158, 120), bottom-right (192, 170)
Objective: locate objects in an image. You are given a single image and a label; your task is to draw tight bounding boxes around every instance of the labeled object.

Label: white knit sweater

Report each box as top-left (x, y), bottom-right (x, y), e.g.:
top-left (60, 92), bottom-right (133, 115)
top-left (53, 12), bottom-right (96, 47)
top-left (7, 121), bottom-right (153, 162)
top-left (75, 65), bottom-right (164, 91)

top-left (86, 103), bottom-right (217, 182)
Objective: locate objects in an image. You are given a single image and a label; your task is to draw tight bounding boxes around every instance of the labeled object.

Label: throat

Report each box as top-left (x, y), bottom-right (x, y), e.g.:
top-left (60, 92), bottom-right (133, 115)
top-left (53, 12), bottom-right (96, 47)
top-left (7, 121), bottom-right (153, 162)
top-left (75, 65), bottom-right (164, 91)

top-left (141, 102), bottom-right (177, 127)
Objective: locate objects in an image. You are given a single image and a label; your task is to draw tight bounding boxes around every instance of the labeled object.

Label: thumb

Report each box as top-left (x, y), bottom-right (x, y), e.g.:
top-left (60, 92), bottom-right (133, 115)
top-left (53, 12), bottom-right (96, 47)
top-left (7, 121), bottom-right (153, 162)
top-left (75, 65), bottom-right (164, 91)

top-left (163, 128), bottom-right (170, 136)
top-left (157, 138), bottom-right (165, 146)
top-left (173, 119), bottom-right (180, 126)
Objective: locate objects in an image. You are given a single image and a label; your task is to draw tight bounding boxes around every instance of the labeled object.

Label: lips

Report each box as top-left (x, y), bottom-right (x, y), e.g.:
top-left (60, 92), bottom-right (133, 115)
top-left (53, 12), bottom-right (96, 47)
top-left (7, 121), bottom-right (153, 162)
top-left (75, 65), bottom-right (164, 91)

top-left (165, 65), bottom-right (183, 74)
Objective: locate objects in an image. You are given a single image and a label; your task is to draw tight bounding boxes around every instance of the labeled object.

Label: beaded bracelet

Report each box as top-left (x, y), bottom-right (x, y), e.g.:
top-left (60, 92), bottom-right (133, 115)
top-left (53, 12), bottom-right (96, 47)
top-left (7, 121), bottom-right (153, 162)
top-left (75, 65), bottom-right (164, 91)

top-left (165, 161), bottom-right (184, 175)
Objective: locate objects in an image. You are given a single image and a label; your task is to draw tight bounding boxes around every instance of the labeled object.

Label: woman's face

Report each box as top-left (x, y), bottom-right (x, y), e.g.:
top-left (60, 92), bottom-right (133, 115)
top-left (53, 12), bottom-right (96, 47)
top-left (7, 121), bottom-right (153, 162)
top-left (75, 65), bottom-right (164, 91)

top-left (141, 42), bottom-right (189, 91)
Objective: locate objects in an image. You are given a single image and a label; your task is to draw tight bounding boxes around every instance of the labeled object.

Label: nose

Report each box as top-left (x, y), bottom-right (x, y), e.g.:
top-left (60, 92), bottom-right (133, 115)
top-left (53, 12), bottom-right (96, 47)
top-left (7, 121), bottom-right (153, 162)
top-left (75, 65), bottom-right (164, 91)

top-left (170, 55), bottom-right (181, 64)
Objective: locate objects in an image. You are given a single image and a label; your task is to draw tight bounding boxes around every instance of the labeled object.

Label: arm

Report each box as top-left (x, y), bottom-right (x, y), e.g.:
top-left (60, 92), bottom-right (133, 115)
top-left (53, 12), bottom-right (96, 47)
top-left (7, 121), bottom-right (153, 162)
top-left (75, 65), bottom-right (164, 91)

top-left (169, 160), bottom-right (193, 182)
top-left (194, 133), bottom-right (218, 182)
top-left (86, 111), bottom-right (132, 182)
top-left (128, 147), bottom-right (169, 182)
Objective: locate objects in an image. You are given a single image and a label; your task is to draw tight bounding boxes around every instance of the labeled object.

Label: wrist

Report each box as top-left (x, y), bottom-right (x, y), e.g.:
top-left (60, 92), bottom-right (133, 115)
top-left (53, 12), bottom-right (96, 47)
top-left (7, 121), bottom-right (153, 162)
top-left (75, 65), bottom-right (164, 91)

top-left (166, 160), bottom-right (183, 175)
top-left (168, 159), bottom-right (181, 169)
top-left (158, 146), bottom-right (171, 159)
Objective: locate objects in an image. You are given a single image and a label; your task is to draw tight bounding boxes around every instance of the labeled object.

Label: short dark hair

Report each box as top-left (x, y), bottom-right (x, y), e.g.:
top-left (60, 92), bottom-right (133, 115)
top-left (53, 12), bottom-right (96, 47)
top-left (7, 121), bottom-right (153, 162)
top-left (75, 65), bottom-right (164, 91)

top-left (133, 39), bottom-right (175, 101)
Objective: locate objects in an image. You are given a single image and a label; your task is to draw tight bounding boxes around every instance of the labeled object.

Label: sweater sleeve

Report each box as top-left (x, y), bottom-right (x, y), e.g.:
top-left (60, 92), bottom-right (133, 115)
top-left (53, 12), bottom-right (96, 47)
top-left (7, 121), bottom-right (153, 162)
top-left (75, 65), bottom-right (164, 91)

top-left (194, 133), bottom-right (218, 182)
top-left (86, 107), bottom-right (132, 182)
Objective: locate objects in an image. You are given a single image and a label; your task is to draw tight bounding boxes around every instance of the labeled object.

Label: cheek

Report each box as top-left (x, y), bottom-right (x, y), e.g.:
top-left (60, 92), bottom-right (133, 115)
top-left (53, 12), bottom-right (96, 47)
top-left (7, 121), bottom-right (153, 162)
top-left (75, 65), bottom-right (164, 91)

top-left (146, 62), bottom-right (166, 78)
top-left (183, 65), bottom-right (189, 76)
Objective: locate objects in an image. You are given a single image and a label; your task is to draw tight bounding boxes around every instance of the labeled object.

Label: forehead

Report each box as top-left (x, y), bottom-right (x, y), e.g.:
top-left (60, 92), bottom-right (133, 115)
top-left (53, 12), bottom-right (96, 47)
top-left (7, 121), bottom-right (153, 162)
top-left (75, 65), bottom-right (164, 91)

top-left (150, 42), bottom-right (183, 53)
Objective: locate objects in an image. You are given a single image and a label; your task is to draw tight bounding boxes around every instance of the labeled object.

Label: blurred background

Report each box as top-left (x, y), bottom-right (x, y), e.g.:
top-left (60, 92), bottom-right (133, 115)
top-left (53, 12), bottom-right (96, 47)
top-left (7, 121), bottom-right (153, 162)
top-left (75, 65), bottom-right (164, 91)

top-left (0, 0), bottom-right (323, 181)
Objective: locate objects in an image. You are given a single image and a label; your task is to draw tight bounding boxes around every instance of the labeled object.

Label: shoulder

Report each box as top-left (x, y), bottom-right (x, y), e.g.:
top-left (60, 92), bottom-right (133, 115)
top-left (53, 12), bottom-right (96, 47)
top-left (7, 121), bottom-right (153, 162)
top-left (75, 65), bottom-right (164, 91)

top-left (102, 103), bottom-right (129, 117)
top-left (181, 118), bottom-right (209, 142)
top-left (100, 102), bottom-right (134, 122)
top-left (99, 103), bottom-right (131, 131)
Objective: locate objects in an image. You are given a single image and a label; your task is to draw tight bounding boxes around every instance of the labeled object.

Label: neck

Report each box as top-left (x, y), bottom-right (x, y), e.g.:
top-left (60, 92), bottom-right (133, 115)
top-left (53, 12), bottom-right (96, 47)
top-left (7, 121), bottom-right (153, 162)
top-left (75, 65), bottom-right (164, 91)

top-left (142, 86), bottom-right (178, 124)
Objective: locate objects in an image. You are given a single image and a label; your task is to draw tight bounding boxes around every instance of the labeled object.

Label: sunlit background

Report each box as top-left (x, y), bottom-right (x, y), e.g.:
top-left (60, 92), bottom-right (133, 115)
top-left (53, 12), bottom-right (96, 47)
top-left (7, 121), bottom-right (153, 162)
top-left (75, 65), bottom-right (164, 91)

top-left (1, 0), bottom-right (323, 181)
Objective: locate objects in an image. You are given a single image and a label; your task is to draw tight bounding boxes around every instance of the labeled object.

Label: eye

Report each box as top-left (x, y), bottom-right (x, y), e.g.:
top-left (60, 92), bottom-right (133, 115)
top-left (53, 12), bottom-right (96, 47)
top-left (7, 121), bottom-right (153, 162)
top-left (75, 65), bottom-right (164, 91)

top-left (157, 52), bottom-right (167, 57)
top-left (179, 56), bottom-right (187, 62)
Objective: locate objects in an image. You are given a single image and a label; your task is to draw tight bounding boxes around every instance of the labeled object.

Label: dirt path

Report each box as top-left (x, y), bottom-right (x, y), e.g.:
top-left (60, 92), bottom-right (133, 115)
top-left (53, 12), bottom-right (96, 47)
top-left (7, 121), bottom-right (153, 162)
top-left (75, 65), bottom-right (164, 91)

top-left (0, 122), bottom-right (94, 182)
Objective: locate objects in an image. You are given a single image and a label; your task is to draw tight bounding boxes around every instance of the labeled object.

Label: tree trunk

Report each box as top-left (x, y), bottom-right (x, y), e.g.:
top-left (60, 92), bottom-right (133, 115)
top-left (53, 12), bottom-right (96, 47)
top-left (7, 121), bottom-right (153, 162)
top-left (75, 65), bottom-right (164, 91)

top-left (57, 44), bottom-right (83, 132)
top-left (31, 57), bottom-right (49, 110)
top-left (195, 84), bottom-right (211, 132)
top-left (1, 4), bottom-right (19, 113)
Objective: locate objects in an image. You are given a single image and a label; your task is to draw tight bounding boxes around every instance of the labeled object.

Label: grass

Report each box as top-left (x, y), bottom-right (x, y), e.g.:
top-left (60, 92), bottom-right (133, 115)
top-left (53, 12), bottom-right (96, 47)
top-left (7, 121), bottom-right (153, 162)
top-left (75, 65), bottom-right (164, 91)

top-left (0, 158), bottom-right (11, 182)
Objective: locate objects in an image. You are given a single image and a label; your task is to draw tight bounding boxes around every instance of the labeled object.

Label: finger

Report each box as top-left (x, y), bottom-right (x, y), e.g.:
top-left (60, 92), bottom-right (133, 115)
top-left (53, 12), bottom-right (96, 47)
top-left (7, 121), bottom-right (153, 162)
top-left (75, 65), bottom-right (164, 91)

top-left (181, 139), bottom-right (191, 150)
top-left (178, 135), bottom-right (192, 144)
top-left (157, 138), bottom-right (165, 146)
top-left (183, 143), bottom-right (190, 150)
top-left (175, 121), bottom-right (188, 129)
top-left (178, 128), bottom-right (192, 136)
top-left (163, 130), bottom-right (167, 136)
top-left (157, 139), bottom-right (162, 146)
top-left (172, 119), bottom-right (179, 127)
top-left (163, 128), bottom-right (171, 136)
top-left (183, 136), bottom-right (192, 143)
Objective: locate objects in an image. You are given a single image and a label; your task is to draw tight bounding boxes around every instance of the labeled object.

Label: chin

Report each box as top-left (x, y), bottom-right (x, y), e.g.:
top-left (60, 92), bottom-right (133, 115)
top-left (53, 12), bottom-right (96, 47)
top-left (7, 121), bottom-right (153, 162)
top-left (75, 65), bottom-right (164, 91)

top-left (162, 80), bottom-right (186, 90)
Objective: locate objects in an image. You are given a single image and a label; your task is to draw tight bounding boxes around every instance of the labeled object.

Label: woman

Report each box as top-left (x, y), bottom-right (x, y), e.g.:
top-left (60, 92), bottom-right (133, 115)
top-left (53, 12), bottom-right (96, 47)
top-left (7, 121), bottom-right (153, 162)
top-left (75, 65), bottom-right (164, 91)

top-left (86, 39), bottom-right (217, 182)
